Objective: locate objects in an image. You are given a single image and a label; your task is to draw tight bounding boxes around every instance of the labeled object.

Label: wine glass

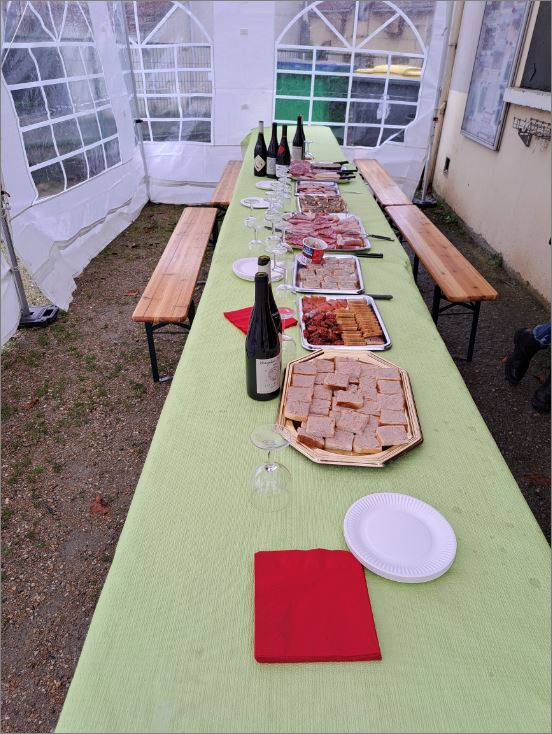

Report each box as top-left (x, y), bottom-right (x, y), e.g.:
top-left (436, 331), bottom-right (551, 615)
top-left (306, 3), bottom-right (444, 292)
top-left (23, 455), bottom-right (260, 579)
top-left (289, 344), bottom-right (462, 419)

top-left (242, 197), bottom-right (257, 213)
top-left (250, 424), bottom-right (292, 511)
top-left (304, 139), bottom-right (313, 160)
top-left (245, 216), bottom-right (263, 254)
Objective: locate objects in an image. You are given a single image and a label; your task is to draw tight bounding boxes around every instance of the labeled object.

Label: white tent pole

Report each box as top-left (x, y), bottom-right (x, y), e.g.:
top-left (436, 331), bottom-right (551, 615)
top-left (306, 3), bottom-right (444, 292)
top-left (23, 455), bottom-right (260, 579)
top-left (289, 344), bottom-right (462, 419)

top-left (120, 0), bottom-right (151, 200)
top-left (1, 189), bottom-right (31, 318)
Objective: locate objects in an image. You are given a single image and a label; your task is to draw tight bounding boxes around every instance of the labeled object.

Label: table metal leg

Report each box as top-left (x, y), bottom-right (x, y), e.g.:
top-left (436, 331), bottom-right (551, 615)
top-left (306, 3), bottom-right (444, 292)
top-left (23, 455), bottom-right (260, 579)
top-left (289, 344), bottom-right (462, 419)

top-left (145, 323), bottom-right (160, 382)
top-left (467, 301), bottom-right (481, 362)
top-left (431, 286), bottom-right (441, 324)
top-left (413, 254), bottom-right (419, 282)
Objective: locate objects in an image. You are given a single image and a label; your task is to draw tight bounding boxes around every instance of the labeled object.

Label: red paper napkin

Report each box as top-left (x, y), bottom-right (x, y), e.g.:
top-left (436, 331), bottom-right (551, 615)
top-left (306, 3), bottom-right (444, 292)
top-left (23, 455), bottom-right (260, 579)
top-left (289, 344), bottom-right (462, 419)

top-left (254, 549), bottom-right (381, 663)
top-left (224, 306), bottom-right (297, 335)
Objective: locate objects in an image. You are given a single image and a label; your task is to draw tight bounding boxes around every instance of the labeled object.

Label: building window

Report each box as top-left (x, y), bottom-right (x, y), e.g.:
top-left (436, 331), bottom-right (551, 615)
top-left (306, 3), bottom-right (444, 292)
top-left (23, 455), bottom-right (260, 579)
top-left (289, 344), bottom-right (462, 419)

top-left (274, 1), bottom-right (432, 148)
top-left (2, 1), bottom-right (121, 200)
top-left (520, 1), bottom-right (551, 93)
top-left (123, 1), bottom-right (213, 143)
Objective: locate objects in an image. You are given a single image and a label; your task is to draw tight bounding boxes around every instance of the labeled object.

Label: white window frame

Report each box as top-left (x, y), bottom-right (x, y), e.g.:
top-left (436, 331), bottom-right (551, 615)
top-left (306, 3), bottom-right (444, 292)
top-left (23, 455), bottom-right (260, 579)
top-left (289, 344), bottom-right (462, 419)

top-left (274, 1), bottom-right (428, 149)
top-left (126, 1), bottom-right (214, 145)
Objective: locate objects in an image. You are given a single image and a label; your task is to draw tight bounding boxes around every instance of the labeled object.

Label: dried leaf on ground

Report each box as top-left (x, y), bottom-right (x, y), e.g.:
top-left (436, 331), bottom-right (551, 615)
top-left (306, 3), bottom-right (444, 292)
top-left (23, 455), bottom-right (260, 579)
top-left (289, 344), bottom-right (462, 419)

top-left (90, 495), bottom-right (109, 514)
top-left (24, 398), bottom-right (39, 409)
top-left (124, 289), bottom-right (140, 297)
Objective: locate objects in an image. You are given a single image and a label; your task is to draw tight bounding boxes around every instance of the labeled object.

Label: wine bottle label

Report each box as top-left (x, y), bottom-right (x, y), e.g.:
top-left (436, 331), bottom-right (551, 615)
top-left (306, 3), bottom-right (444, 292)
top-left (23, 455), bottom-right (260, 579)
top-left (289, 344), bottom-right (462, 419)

top-left (291, 146), bottom-right (303, 161)
top-left (256, 355), bottom-right (281, 394)
top-left (275, 163), bottom-right (289, 178)
top-left (254, 155), bottom-right (266, 172)
top-left (266, 157), bottom-right (276, 176)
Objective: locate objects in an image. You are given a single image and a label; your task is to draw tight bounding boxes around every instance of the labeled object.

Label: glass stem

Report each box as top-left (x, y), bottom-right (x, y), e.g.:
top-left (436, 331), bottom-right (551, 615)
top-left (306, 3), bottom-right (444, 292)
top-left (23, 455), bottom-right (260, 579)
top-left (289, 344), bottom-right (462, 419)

top-left (267, 450), bottom-right (272, 465)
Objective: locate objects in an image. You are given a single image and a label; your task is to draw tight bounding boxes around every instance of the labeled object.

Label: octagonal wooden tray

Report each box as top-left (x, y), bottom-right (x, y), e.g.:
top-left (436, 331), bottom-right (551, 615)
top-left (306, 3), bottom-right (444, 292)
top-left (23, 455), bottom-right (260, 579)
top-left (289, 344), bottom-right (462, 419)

top-left (276, 349), bottom-right (423, 468)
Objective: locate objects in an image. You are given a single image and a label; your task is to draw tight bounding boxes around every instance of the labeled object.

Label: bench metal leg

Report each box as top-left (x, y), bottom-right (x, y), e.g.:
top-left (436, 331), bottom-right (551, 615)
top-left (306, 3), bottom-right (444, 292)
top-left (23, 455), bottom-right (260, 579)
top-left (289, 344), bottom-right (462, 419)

top-left (431, 285), bottom-right (442, 323)
top-left (188, 299), bottom-right (196, 324)
top-left (413, 254), bottom-right (419, 282)
top-left (467, 301), bottom-right (481, 362)
top-left (145, 323), bottom-right (160, 383)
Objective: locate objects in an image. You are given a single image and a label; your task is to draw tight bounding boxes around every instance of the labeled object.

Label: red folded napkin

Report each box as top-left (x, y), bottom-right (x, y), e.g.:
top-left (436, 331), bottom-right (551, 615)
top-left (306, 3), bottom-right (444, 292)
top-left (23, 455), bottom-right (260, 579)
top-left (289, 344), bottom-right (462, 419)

top-left (254, 549), bottom-right (381, 663)
top-left (224, 306), bottom-right (297, 335)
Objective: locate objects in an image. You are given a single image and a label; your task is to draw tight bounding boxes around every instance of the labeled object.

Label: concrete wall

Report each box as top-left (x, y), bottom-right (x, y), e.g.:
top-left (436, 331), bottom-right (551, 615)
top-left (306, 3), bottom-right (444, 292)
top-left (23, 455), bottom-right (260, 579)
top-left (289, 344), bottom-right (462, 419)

top-left (433, 1), bottom-right (551, 301)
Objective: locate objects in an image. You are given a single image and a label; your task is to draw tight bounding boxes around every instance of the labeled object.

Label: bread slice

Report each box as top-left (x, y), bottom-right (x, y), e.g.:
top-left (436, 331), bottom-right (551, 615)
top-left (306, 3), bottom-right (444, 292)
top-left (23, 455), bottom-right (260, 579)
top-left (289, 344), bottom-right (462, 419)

top-left (287, 386), bottom-right (314, 402)
top-left (358, 400), bottom-right (380, 416)
top-left (324, 429), bottom-right (354, 453)
top-left (313, 384), bottom-right (333, 400)
top-left (305, 415), bottom-right (336, 437)
top-left (335, 390), bottom-right (363, 409)
top-left (376, 425), bottom-right (409, 447)
top-left (378, 392), bottom-right (405, 410)
top-left (379, 409), bottom-right (408, 425)
top-left (309, 399), bottom-right (331, 416)
top-left (324, 372), bottom-right (350, 390)
top-left (314, 359), bottom-right (335, 373)
top-left (377, 379), bottom-right (403, 395)
top-left (336, 410), bottom-right (369, 434)
top-left (353, 430), bottom-right (382, 455)
top-left (297, 428), bottom-right (324, 449)
top-left (293, 361), bottom-right (317, 375)
top-left (291, 373), bottom-right (316, 389)
top-left (284, 400), bottom-right (310, 422)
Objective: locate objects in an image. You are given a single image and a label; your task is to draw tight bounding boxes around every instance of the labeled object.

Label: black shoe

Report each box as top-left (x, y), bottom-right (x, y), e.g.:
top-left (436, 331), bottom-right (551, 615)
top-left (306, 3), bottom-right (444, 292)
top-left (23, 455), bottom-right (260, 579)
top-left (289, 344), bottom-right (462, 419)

top-left (505, 328), bottom-right (543, 384)
top-left (532, 374), bottom-right (551, 413)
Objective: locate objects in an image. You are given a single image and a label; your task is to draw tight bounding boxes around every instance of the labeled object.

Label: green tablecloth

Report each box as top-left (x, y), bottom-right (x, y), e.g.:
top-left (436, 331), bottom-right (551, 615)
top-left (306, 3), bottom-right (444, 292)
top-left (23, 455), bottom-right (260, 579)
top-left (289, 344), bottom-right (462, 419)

top-left (57, 127), bottom-right (550, 734)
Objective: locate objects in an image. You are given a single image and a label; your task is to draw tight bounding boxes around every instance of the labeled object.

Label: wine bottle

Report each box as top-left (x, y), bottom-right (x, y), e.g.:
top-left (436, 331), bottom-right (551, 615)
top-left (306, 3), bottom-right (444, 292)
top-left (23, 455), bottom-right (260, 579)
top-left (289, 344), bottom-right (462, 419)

top-left (257, 255), bottom-right (282, 336)
top-left (266, 122), bottom-right (278, 179)
top-left (245, 272), bottom-right (281, 401)
top-left (253, 121), bottom-right (267, 177)
top-left (291, 114), bottom-right (305, 161)
top-left (275, 124), bottom-right (290, 178)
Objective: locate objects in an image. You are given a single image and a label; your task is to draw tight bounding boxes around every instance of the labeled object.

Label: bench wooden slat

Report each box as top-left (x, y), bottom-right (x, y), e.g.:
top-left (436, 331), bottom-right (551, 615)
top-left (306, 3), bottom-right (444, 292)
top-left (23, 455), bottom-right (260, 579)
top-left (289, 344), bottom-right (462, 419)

top-left (210, 160), bottom-right (242, 207)
top-left (355, 159), bottom-right (411, 206)
top-left (386, 205), bottom-right (498, 303)
top-left (132, 207), bottom-right (217, 324)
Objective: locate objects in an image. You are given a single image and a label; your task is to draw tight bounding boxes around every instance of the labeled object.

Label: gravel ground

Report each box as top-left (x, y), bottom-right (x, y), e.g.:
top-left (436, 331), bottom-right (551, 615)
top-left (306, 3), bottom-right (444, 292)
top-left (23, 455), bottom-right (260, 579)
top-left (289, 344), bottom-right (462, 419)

top-left (1, 200), bottom-right (549, 733)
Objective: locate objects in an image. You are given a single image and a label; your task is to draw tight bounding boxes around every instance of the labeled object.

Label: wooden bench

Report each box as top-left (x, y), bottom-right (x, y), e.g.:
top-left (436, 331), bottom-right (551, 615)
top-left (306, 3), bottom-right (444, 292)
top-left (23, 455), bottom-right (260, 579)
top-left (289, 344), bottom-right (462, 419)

top-left (132, 207), bottom-right (218, 382)
top-left (354, 159), bottom-right (411, 206)
top-left (210, 160), bottom-right (242, 208)
top-left (386, 205), bottom-right (498, 361)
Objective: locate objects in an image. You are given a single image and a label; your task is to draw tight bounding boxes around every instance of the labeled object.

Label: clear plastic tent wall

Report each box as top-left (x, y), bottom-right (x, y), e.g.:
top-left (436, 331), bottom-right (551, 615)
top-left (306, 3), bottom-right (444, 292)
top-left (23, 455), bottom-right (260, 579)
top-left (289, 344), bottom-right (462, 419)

top-left (1, 1), bottom-right (449, 345)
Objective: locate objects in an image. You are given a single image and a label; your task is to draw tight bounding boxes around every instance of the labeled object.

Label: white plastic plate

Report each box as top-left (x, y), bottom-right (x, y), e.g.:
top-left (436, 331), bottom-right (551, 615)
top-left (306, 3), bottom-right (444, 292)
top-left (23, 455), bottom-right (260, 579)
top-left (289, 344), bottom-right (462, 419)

top-left (343, 493), bottom-right (457, 583)
top-left (255, 181), bottom-right (273, 191)
top-left (232, 257), bottom-right (283, 282)
top-left (241, 197), bottom-right (270, 209)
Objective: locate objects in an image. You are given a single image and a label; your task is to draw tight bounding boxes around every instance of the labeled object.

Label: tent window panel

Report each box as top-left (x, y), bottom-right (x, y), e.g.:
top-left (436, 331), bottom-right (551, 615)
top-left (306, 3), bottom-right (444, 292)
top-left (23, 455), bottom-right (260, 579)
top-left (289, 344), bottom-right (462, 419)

top-left (31, 162), bottom-right (65, 198)
top-left (63, 153), bottom-right (88, 187)
top-left (81, 47), bottom-right (103, 76)
top-left (97, 109), bottom-right (118, 138)
top-left (346, 125), bottom-right (380, 147)
top-left (276, 72), bottom-right (311, 97)
top-left (136, 96), bottom-right (147, 117)
top-left (178, 71), bottom-right (212, 94)
top-left (315, 50), bottom-right (351, 73)
top-left (329, 125), bottom-right (345, 145)
top-left (90, 78), bottom-right (109, 106)
top-left (53, 119), bottom-right (82, 156)
top-left (351, 76), bottom-right (385, 100)
top-left (348, 101), bottom-right (380, 125)
top-left (78, 114), bottom-right (102, 145)
top-left (23, 125), bottom-right (58, 166)
top-left (381, 127), bottom-right (404, 144)
top-left (150, 120), bottom-right (180, 141)
top-left (44, 82), bottom-right (73, 119)
top-left (181, 120), bottom-right (211, 143)
top-left (145, 72), bottom-right (178, 95)
top-left (313, 75), bottom-right (349, 99)
top-left (387, 78), bottom-right (420, 104)
top-left (176, 46), bottom-right (211, 69)
top-left (60, 47), bottom-right (86, 77)
top-left (385, 103), bottom-right (416, 126)
top-left (277, 49), bottom-right (313, 70)
top-left (69, 81), bottom-right (95, 113)
top-left (11, 87), bottom-right (49, 127)
top-left (147, 97), bottom-right (180, 118)
top-left (141, 126), bottom-right (151, 142)
top-left (32, 47), bottom-right (66, 81)
top-left (180, 96), bottom-right (211, 118)
top-left (312, 100), bottom-right (346, 124)
top-left (2, 49), bottom-right (39, 85)
top-left (86, 144), bottom-right (105, 177)
top-left (274, 97), bottom-right (310, 122)
top-left (142, 47), bottom-right (173, 70)
top-left (61, 3), bottom-right (93, 42)
top-left (13, 4), bottom-right (52, 42)
top-left (103, 139), bottom-right (121, 167)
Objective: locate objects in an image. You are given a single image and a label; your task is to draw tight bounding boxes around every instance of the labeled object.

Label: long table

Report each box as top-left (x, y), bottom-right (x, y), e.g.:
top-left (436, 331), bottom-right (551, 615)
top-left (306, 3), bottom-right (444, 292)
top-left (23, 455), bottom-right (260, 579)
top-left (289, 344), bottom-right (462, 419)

top-left (57, 127), bottom-right (550, 734)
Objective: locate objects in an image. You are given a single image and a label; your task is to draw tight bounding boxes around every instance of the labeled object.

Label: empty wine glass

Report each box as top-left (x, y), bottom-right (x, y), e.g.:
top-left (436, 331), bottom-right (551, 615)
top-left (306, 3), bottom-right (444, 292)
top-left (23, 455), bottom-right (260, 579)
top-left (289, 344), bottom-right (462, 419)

top-left (250, 424), bottom-right (291, 511)
top-left (304, 139), bottom-right (313, 160)
top-left (245, 215), bottom-right (263, 254)
top-left (281, 333), bottom-right (297, 371)
top-left (242, 197), bottom-right (257, 213)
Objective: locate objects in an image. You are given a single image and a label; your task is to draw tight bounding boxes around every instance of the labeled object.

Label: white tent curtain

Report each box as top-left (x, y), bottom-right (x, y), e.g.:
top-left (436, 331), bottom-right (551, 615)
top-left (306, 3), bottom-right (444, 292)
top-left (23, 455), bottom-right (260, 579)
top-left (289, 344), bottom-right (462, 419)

top-left (1, 1), bottom-right (450, 345)
top-left (1, 252), bottom-right (20, 344)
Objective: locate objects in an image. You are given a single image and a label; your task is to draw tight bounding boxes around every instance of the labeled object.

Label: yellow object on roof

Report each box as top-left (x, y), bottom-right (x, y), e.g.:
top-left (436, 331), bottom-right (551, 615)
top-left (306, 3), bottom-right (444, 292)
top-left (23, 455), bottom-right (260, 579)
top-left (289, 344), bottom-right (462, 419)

top-left (355, 64), bottom-right (421, 78)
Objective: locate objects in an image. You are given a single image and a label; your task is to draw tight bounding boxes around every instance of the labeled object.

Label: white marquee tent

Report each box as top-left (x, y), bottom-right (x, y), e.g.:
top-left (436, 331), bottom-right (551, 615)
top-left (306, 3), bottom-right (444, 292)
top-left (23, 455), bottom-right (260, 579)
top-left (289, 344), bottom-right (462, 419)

top-left (1, 0), bottom-right (450, 345)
